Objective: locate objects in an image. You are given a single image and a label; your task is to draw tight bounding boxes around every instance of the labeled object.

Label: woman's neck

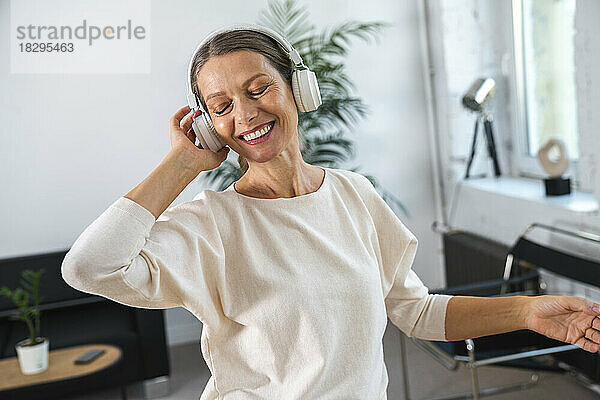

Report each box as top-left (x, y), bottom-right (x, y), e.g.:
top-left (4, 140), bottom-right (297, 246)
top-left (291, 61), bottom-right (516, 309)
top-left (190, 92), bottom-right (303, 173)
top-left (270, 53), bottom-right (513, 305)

top-left (234, 161), bottom-right (325, 199)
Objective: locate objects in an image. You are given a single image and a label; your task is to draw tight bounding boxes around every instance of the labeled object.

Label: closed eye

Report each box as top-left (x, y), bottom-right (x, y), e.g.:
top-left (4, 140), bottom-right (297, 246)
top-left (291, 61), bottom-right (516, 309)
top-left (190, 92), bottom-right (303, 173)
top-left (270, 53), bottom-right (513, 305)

top-left (213, 85), bottom-right (270, 116)
top-left (250, 85), bottom-right (269, 96)
top-left (214, 103), bottom-right (231, 115)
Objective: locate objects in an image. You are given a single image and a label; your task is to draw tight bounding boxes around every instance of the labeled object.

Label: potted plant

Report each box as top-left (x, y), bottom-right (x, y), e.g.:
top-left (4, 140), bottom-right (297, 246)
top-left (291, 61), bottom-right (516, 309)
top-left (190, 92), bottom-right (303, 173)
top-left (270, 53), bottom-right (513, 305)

top-left (0, 268), bottom-right (48, 375)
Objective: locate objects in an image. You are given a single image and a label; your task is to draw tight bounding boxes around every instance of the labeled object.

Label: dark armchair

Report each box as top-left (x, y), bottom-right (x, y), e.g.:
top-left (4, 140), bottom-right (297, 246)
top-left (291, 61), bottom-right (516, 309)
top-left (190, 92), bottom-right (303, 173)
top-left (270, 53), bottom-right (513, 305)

top-left (399, 223), bottom-right (600, 400)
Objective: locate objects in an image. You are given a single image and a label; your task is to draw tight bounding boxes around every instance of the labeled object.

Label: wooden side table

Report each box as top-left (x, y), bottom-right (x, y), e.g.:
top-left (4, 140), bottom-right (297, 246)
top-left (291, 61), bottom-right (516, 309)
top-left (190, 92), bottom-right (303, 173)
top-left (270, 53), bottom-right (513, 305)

top-left (0, 343), bottom-right (127, 399)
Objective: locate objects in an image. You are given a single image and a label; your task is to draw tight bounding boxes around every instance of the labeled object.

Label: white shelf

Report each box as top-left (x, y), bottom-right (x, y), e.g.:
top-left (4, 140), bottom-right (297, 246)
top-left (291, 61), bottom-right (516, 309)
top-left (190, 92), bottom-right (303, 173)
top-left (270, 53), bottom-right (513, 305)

top-left (461, 176), bottom-right (599, 215)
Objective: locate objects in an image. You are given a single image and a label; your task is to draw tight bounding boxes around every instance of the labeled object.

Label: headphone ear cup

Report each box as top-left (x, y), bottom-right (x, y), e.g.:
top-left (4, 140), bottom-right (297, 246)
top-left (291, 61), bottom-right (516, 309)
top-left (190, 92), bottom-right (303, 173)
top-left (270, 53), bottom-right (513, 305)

top-left (292, 69), bottom-right (322, 112)
top-left (192, 119), bottom-right (210, 150)
top-left (192, 113), bottom-right (226, 152)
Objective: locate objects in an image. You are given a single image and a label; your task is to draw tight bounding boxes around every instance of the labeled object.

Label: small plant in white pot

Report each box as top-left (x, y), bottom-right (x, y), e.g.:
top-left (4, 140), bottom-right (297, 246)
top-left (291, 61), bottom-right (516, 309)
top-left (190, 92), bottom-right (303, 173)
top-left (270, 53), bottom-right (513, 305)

top-left (0, 268), bottom-right (48, 375)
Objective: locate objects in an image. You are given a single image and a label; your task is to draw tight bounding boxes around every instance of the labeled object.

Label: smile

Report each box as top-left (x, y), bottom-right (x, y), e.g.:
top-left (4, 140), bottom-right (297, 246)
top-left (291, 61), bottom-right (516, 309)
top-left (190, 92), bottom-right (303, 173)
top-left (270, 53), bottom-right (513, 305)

top-left (239, 121), bottom-right (275, 144)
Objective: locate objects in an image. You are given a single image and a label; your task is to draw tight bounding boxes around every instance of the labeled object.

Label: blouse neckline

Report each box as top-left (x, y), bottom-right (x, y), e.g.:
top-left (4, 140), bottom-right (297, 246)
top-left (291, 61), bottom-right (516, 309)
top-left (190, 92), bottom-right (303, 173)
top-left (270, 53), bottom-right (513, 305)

top-left (227, 167), bottom-right (329, 201)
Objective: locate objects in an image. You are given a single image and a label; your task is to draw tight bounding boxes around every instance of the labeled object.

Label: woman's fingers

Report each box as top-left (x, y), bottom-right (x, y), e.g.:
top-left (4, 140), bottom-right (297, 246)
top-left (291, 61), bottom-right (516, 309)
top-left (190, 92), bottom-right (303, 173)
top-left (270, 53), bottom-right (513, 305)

top-left (575, 337), bottom-right (600, 353)
top-left (170, 105), bottom-right (191, 131)
top-left (180, 112), bottom-right (195, 132)
top-left (585, 327), bottom-right (600, 344)
top-left (170, 106), bottom-right (199, 146)
top-left (169, 106), bottom-right (217, 150)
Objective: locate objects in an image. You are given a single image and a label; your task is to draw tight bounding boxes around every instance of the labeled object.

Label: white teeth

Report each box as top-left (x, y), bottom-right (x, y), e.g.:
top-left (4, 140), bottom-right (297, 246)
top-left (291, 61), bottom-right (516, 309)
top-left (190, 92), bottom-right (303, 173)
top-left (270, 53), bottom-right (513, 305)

top-left (242, 122), bottom-right (273, 141)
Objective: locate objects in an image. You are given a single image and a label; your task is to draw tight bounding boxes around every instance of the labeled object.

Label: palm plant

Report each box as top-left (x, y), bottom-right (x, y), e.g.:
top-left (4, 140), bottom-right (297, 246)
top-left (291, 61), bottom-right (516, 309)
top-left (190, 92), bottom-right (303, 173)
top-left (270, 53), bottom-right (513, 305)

top-left (199, 0), bottom-right (408, 217)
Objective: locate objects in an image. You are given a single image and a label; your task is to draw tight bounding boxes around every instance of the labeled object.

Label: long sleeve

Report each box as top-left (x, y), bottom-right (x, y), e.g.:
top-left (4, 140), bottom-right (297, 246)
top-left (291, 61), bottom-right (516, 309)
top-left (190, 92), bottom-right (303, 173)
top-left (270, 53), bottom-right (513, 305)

top-left (354, 173), bottom-right (452, 341)
top-left (61, 195), bottom-right (224, 326)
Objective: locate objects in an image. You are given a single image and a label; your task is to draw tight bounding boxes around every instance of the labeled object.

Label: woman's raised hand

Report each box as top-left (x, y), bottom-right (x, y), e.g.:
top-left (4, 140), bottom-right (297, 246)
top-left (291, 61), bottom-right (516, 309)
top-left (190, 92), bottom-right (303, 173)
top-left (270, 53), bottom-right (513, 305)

top-left (169, 105), bottom-right (230, 173)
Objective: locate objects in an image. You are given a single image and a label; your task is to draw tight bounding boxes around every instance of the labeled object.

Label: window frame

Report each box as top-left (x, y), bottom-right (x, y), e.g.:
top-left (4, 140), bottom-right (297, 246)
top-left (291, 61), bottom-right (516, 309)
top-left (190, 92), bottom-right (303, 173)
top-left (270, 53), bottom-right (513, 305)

top-left (510, 0), bottom-right (580, 185)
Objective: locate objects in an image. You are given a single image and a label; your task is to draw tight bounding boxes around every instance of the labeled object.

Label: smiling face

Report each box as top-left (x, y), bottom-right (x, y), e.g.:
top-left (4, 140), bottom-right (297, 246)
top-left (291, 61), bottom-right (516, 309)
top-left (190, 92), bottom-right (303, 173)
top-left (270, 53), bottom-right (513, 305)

top-left (195, 50), bottom-right (299, 164)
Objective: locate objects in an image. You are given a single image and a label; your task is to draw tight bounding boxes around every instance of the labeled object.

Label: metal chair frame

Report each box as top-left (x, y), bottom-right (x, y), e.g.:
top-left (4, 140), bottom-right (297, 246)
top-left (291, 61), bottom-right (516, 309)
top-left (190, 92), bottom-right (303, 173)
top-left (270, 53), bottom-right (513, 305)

top-left (399, 222), bottom-right (600, 400)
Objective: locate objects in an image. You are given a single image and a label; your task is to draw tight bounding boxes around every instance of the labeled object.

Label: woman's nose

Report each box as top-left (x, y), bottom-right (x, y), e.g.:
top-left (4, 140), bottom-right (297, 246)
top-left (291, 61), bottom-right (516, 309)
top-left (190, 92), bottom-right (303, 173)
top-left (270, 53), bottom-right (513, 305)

top-left (234, 97), bottom-right (259, 126)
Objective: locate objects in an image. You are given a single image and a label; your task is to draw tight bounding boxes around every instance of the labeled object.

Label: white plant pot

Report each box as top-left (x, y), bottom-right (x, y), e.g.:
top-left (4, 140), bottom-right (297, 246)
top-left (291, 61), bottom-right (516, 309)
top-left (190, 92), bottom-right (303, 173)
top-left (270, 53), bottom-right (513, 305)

top-left (15, 337), bottom-right (49, 375)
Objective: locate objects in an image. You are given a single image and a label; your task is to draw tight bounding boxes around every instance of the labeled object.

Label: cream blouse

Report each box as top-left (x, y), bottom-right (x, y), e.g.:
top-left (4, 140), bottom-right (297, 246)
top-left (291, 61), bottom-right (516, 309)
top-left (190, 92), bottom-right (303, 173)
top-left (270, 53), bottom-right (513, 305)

top-left (61, 166), bottom-right (452, 399)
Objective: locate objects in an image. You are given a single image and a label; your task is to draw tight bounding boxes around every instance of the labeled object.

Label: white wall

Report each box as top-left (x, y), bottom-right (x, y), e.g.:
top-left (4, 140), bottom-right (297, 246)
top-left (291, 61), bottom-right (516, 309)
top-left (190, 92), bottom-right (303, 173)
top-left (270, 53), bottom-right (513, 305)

top-left (0, 0), bottom-right (441, 365)
top-left (425, 0), bottom-right (516, 223)
top-left (576, 0), bottom-right (600, 194)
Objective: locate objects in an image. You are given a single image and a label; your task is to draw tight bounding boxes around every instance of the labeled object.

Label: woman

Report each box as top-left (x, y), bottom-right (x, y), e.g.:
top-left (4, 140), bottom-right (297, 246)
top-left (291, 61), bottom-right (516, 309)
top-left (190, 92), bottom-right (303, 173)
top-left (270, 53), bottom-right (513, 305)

top-left (62, 27), bottom-right (600, 399)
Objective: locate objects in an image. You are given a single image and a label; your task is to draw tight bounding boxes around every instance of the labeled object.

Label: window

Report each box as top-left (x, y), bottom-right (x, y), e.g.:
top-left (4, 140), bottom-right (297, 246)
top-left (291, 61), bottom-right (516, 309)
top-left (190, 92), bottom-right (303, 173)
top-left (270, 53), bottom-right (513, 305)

top-left (512, 0), bottom-right (579, 181)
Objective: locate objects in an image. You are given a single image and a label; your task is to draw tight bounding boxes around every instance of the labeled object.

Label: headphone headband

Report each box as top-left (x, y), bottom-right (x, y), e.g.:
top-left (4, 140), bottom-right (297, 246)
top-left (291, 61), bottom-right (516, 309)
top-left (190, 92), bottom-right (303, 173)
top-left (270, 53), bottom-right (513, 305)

top-left (187, 23), bottom-right (306, 111)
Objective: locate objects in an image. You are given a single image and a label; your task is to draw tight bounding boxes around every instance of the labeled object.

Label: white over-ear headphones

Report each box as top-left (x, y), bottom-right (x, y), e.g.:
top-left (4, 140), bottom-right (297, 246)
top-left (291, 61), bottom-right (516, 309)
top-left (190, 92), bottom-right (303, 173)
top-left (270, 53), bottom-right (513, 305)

top-left (186, 23), bottom-right (322, 152)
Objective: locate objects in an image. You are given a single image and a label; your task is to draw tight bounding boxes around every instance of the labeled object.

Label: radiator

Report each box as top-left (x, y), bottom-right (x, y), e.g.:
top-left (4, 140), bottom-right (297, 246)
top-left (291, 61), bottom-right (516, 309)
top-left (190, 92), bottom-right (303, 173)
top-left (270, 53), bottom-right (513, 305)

top-left (442, 231), bottom-right (511, 290)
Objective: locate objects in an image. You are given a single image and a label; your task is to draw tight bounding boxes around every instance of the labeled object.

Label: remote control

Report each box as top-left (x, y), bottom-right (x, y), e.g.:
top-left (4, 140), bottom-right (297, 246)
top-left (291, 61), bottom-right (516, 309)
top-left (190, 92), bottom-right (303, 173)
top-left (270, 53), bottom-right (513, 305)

top-left (74, 348), bottom-right (106, 364)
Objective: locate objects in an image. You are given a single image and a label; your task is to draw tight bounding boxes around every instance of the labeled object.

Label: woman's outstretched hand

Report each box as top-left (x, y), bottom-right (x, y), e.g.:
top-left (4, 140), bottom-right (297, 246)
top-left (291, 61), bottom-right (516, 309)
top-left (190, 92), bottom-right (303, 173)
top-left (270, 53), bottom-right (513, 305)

top-left (170, 105), bottom-right (229, 174)
top-left (525, 295), bottom-right (600, 353)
